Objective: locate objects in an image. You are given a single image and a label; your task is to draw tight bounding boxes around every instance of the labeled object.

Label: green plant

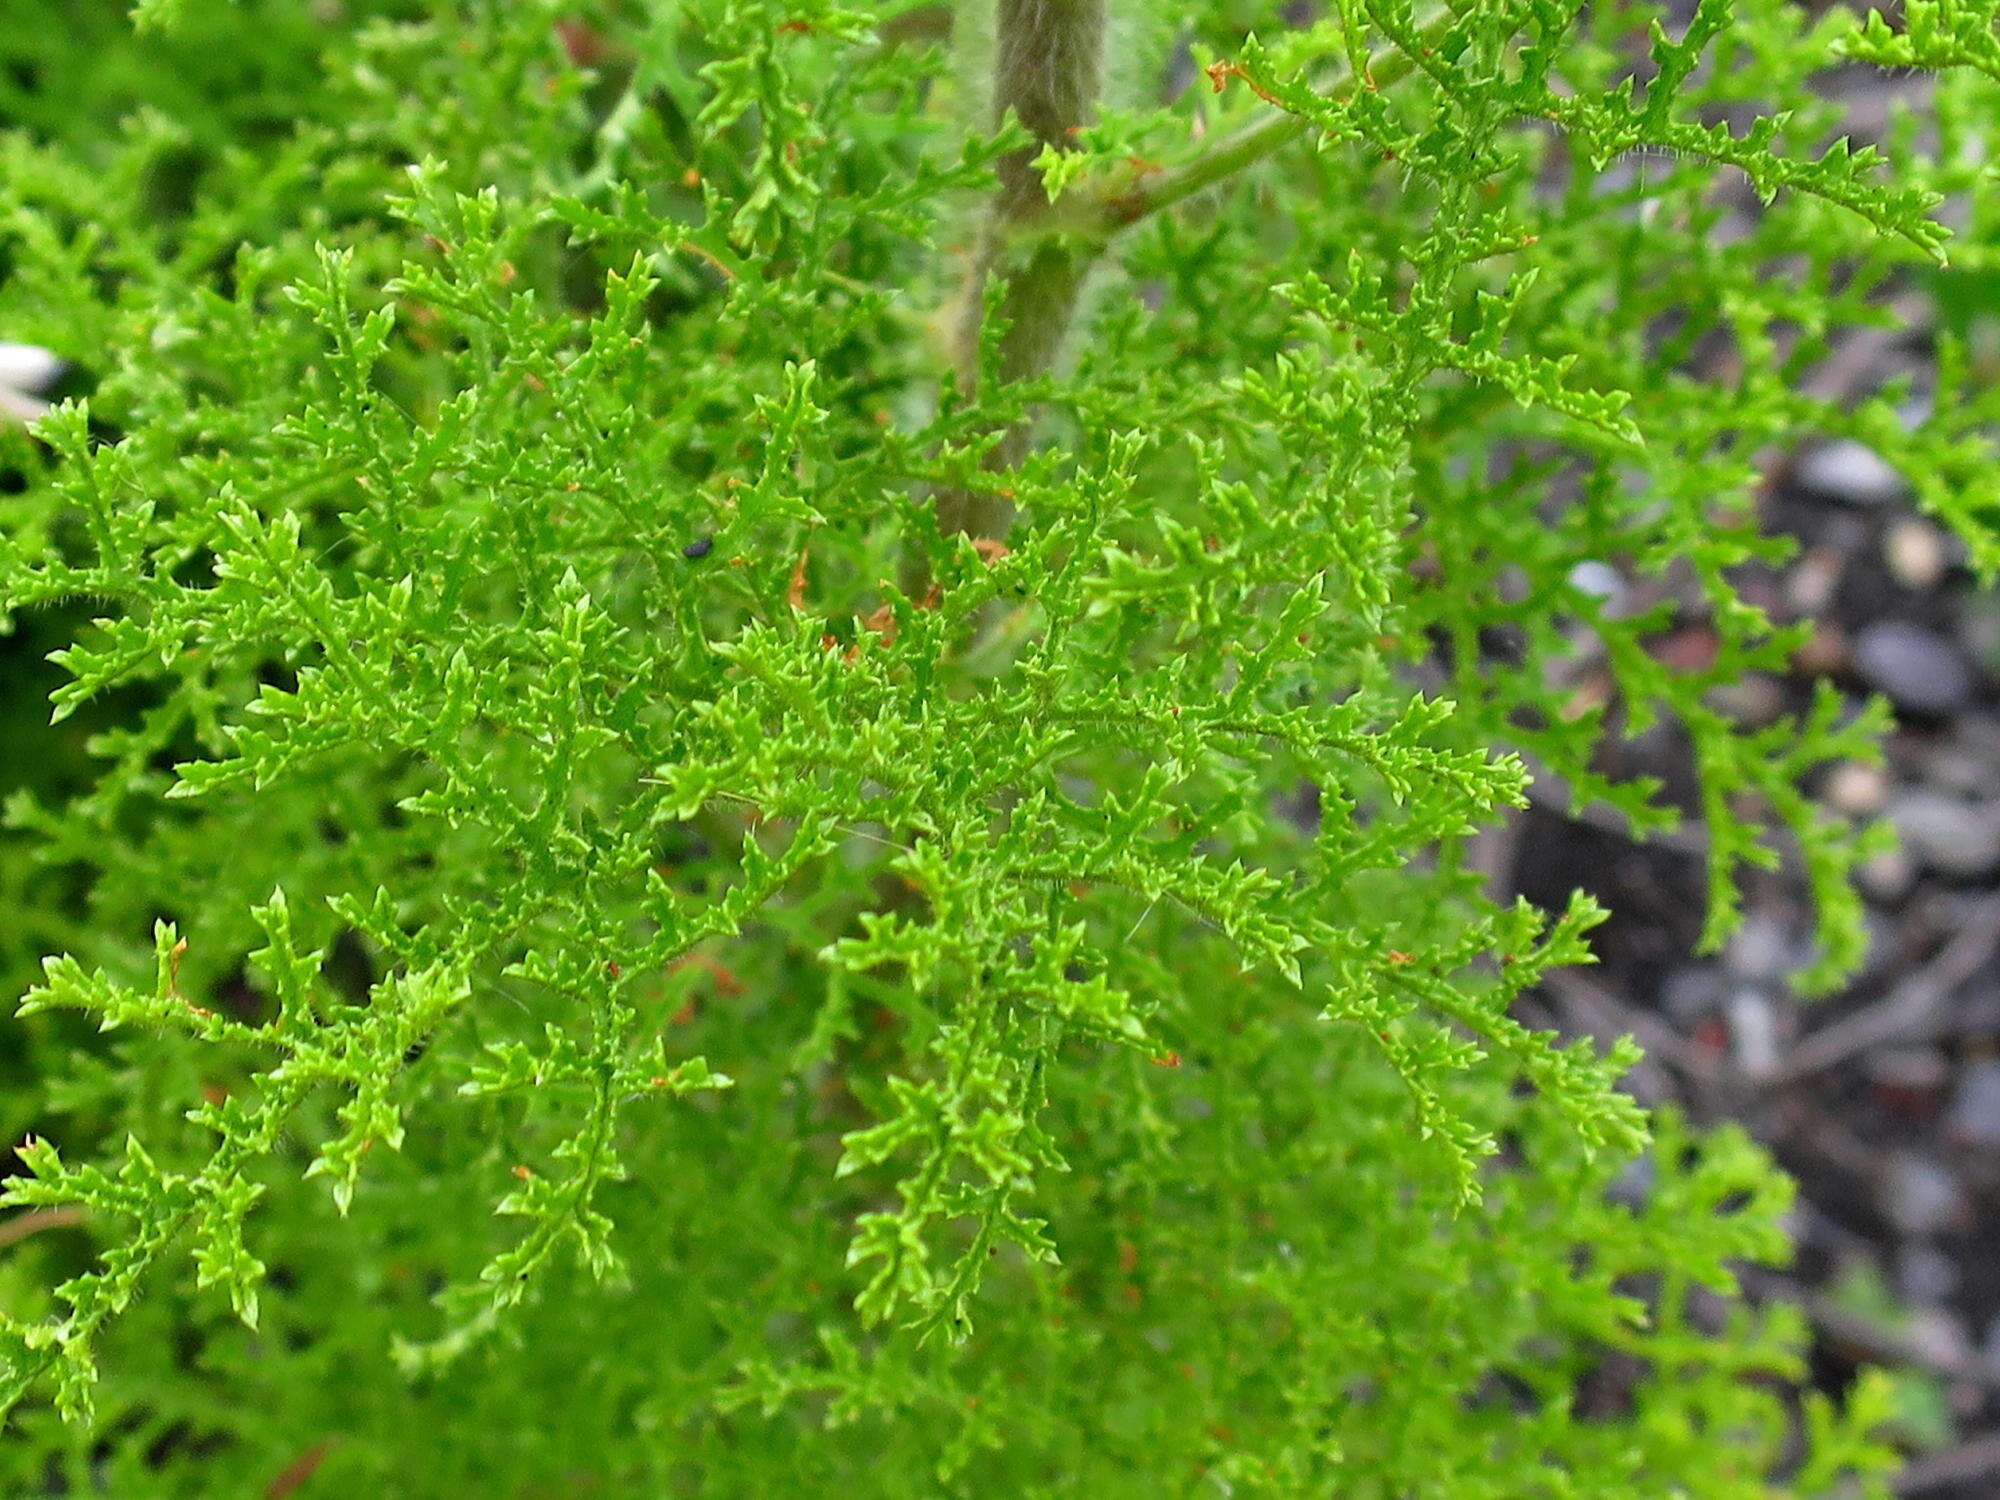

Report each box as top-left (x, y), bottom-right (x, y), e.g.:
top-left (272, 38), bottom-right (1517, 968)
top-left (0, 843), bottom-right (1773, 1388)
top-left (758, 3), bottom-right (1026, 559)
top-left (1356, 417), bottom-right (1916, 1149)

top-left (2, 0), bottom-right (1996, 1491)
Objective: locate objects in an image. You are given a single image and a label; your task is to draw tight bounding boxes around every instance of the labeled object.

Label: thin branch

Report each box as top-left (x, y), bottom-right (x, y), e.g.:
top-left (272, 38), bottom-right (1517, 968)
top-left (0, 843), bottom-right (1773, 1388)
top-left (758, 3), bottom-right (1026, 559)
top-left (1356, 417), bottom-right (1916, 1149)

top-left (1040, 8), bottom-right (1457, 245)
top-left (0, 1206), bottom-right (84, 1251)
top-left (1744, 1266), bottom-right (2000, 1396)
top-left (1771, 890), bottom-right (2000, 1086)
top-left (1539, 967), bottom-right (1724, 1098)
top-left (264, 1439), bottom-right (337, 1499)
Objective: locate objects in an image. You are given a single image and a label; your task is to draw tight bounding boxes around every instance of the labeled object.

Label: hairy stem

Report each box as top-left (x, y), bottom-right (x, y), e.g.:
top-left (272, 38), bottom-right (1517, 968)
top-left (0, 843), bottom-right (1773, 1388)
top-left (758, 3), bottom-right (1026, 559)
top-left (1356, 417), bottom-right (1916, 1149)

top-left (942, 0), bottom-right (1109, 542)
top-left (989, 0), bottom-right (1109, 219)
top-left (937, 7), bottom-right (1451, 546)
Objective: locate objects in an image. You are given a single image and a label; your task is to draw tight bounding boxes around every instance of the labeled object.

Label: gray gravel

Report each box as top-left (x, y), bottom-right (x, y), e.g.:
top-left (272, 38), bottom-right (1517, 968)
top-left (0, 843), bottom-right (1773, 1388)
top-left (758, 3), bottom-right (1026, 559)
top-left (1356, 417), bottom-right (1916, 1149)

top-left (1794, 438), bottom-right (1912, 507)
top-left (1855, 621), bottom-right (1977, 716)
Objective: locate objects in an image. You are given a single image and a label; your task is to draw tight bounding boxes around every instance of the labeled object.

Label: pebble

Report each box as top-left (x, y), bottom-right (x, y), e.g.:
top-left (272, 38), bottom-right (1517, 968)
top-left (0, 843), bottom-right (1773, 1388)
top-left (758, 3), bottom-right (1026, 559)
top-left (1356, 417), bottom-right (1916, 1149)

top-left (1727, 986), bottom-right (1781, 1077)
top-left (1947, 711), bottom-right (2000, 760)
top-left (1822, 760), bottom-right (1889, 817)
top-left (1725, 914), bottom-right (1793, 983)
top-left (1852, 621), bottom-right (1975, 716)
top-left (0, 342), bottom-right (62, 396)
top-left (1794, 438), bottom-right (1910, 507)
top-left (1922, 745), bottom-right (1993, 798)
top-left (1792, 622), bottom-right (1848, 677)
top-left (1882, 1150), bottom-right (1968, 1236)
top-left (1709, 673), bottom-right (1786, 728)
top-left (1786, 546), bottom-right (1845, 616)
top-left (1889, 790), bottom-right (2000, 879)
top-left (1855, 845), bottom-right (1918, 905)
top-left (1948, 1057), bottom-right (2000, 1147)
top-left (1568, 560), bottom-right (1623, 606)
top-left (1885, 518), bottom-right (1951, 591)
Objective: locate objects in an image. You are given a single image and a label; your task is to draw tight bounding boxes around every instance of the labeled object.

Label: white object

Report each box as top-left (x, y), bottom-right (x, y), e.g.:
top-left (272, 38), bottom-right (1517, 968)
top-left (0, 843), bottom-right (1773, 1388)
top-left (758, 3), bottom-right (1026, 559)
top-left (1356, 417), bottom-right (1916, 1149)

top-left (0, 341), bottom-right (61, 423)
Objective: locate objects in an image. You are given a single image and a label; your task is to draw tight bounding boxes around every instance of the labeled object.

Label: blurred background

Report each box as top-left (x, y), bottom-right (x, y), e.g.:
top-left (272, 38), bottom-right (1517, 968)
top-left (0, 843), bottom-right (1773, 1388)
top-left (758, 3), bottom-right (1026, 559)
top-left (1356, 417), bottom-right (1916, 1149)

top-left (1474, 46), bottom-right (2000, 1491)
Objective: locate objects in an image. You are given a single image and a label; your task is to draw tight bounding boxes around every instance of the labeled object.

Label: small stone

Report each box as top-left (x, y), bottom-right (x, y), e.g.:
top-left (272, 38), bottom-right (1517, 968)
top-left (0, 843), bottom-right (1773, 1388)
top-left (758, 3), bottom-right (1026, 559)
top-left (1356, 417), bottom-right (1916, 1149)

top-left (1568, 560), bottom-right (1623, 605)
top-left (1947, 711), bottom-right (2000, 761)
top-left (1822, 760), bottom-right (1888, 817)
top-left (1727, 987), bottom-right (1780, 1077)
top-left (0, 342), bottom-right (63, 396)
top-left (1853, 621), bottom-right (1975, 717)
top-left (1725, 914), bottom-right (1792, 983)
top-left (1890, 791), bottom-right (2000, 879)
top-left (1882, 1151), bottom-right (1968, 1235)
top-left (1856, 846), bottom-right (1918, 904)
top-left (1786, 546), bottom-right (1844, 616)
top-left (1949, 1057), bottom-right (2000, 1148)
top-left (1709, 672), bottom-right (1785, 728)
top-left (1792, 622), bottom-right (1848, 676)
top-left (1922, 746), bottom-right (1993, 797)
top-left (1885, 518), bottom-right (1951, 592)
top-left (1794, 438), bottom-right (1910, 507)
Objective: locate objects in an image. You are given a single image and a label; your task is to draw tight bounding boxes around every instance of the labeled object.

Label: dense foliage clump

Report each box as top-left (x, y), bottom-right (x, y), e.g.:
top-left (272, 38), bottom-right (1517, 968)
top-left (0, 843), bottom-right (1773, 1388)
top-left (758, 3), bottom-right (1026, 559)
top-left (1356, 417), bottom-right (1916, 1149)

top-left (4, 0), bottom-right (2000, 1491)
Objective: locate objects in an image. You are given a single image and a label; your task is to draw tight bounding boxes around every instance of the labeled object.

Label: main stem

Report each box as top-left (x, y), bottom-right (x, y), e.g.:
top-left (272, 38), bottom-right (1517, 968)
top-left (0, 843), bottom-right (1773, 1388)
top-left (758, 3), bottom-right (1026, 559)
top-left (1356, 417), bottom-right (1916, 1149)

top-left (935, 7), bottom-right (1452, 547)
top-left (939, 0), bottom-right (1109, 543)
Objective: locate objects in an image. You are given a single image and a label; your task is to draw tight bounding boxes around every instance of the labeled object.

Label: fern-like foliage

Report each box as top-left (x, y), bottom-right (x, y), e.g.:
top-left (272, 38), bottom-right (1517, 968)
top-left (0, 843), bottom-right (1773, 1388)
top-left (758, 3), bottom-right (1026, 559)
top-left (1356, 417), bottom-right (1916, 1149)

top-left (0, 0), bottom-right (1990, 1491)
